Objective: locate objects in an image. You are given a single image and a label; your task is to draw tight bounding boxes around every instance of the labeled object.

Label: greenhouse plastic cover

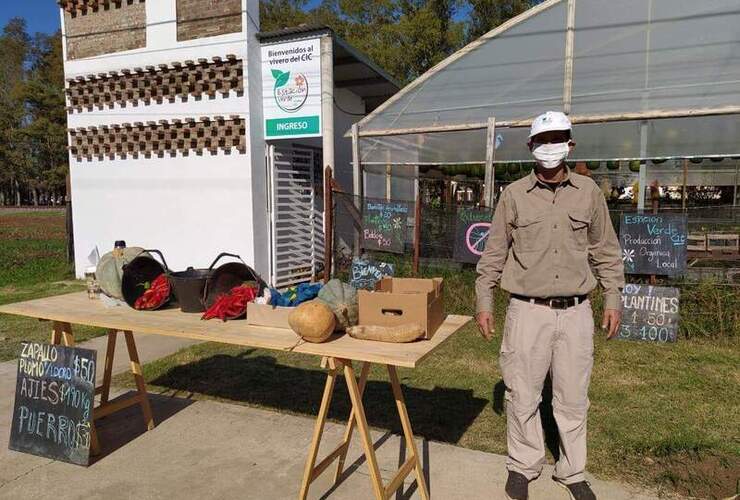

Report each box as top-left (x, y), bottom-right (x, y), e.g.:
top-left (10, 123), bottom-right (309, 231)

top-left (357, 0), bottom-right (740, 165)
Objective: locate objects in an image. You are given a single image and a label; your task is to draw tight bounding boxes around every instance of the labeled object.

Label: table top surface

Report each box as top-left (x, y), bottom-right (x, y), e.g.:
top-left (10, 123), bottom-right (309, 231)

top-left (0, 292), bottom-right (471, 368)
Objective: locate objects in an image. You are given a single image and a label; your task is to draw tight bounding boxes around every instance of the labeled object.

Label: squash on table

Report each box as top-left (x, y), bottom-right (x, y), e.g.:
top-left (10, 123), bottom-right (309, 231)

top-left (317, 279), bottom-right (358, 331)
top-left (288, 300), bottom-right (336, 343)
top-left (347, 324), bottom-right (424, 343)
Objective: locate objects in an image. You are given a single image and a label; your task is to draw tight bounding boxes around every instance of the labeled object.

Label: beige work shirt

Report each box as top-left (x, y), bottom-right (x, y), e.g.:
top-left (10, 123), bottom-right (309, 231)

top-left (475, 168), bottom-right (624, 313)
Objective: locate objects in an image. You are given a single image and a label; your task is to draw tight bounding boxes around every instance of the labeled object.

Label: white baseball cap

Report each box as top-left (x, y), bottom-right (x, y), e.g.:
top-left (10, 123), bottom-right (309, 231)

top-left (529, 111), bottom-right (572, 138)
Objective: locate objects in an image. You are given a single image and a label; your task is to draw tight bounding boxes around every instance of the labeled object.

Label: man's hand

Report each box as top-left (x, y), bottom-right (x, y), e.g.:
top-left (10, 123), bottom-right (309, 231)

top-left (475, 311), bottom-right (495, 341)
top-left (602, 308), bottom-right (622, 340)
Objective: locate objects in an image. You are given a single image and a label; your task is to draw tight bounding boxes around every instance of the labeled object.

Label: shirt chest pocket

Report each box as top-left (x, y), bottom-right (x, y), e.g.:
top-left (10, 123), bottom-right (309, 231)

top-left (513, 214), bottom-right (548, 251)
top-left (567, 209), bottom-right (591, 249)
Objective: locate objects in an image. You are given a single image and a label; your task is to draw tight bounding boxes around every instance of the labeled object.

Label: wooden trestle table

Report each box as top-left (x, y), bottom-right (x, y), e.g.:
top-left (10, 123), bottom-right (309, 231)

top-left (0, 292), bottom-right (471, 500)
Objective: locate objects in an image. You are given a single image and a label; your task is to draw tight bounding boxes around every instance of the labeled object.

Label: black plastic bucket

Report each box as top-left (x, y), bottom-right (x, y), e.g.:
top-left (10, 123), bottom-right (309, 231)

top-left (121, 249), bottom-right (171, 310)
top-left (202, 253), bottom-right (267, 310)
top-left (170, 253), bottom-right (254, 313)
top-left (169, 267), bottom-right (210, 313)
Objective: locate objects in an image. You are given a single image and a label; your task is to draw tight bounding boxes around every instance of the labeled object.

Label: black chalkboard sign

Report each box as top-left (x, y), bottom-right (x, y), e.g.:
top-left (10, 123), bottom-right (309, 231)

top-left (453, 208), bottom-right (493, 263)
top-left (9, 342), bottom-right (97, 466)
top-left (362, 200), bottom-right (409, 254)
top-left (618, 284), bottom-right (679, 343)
top-left (350, 257), bottom-right (394, 290)
top-left (619, 213), bottom-right (687, 276)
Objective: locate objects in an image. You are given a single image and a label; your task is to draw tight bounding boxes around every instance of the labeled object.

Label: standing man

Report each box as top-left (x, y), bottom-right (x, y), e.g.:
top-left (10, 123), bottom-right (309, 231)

top-left (475, 111), bottom-right (624, 500)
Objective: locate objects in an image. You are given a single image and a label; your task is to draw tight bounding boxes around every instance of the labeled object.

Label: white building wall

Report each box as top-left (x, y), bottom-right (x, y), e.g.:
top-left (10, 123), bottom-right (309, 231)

top-left (63, 1), bottom-right (267, 278)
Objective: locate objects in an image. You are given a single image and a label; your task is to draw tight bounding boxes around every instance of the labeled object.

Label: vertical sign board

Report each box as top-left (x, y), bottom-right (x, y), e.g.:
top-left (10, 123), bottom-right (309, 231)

top-left (454, 208), bottom-right (493, 264)
top-left (262, 38), bottom-right (322, 139)
top-left (350, 257), bottom-right (394, 290)
top-left (362, 201), bottom-right (409, 254)
top-left (9, 342), bottom-right (96, 466)
top-left (619, 284), bottom-right (680, 343)
top-left (619, 213), bottom-right (688, 275)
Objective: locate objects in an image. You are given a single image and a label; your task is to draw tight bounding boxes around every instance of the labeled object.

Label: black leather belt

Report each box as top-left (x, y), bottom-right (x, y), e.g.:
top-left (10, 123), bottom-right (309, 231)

top-left (510, 293), bottom-right (588, 310)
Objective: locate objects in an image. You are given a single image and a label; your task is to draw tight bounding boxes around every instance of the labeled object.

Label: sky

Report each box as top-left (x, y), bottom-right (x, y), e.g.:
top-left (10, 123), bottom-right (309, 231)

top-left (0, 0), bottom-right (61, 35)
top-left (0, 1), bottom-right (471, 36)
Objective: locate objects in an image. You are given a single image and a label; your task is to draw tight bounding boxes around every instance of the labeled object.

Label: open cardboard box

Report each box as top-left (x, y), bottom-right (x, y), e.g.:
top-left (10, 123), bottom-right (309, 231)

top-left (358, 277), bottom-right (445, 339)
top-left (246, 302), bottom-right (292, 329)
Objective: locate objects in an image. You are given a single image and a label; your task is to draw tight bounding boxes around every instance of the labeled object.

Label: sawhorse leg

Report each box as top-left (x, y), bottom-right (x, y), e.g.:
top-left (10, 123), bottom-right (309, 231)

top-left (298, 358), bottom-right (429, 500)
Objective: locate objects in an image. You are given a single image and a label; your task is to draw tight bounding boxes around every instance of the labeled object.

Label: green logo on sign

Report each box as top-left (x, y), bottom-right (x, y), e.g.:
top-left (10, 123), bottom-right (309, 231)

top-left (271, 68), bottom-right (309, 113)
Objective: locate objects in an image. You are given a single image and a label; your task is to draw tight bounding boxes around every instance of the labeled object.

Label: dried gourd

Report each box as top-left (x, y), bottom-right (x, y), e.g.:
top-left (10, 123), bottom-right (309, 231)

top-left (288, 300), bottom-right (336, 343)
top-left (347, 323), bottom-right (424, 343)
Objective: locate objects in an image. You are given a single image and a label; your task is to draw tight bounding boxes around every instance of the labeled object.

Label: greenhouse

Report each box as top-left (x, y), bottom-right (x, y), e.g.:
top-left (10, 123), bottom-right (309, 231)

top-left (350, 0), bottom-right (740, 211)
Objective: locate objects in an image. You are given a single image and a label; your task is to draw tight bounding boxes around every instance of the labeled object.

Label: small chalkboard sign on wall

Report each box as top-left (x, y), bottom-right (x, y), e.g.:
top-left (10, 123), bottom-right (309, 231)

top-left (453, 208), bottom-right (493, 264)
top-left (350, 257), bottom-right (394, 290)
top-left (9, 342), bottom-right (97, 466)
top-left (362, 200), bottom-right (409, 254)
top-left (619, 213), bottom-right (688, 275)
top-left (618, 284), bottom-right (680, 343)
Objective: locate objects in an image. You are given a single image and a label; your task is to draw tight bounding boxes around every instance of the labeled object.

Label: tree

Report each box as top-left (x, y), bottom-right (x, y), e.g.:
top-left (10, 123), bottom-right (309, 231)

top-left (466, 0), bottom-right (533, 42)
top-left (22, 32), bottom-right (68, 204)
top-left (0, 18), bottom-right (30, 206)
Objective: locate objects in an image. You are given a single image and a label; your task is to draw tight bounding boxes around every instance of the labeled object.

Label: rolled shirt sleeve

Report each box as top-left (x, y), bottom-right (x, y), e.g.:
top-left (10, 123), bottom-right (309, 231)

top-left (588, 190), bottom-right (625, 311)
top-left (475, 189), bottom-right (513, 313)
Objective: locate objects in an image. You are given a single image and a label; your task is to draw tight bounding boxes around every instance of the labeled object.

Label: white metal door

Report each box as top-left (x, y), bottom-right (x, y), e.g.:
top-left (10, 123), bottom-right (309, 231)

top-left (267, 144), bottom-right (324, 288)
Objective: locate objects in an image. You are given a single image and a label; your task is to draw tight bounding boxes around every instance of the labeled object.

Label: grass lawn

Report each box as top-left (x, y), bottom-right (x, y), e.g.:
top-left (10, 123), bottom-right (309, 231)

top-left (0, 210), bottom-right (106, 361)
top-left (114, 263), bottom-right (740, 499)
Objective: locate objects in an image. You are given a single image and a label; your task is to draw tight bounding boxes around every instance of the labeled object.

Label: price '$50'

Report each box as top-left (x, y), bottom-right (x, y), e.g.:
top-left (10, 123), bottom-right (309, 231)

top-left (73, 355), bottom-right (95, 385)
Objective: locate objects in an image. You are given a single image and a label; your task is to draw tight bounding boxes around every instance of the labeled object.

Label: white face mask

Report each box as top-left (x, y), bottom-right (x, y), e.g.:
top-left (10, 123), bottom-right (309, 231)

top-left (531, 142), bottom-right (570, 169)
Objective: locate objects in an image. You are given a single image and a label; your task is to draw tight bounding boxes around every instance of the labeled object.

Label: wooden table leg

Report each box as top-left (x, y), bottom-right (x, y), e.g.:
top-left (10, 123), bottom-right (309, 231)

top-left (299, 357), bottom-right (340, 500)
top-left (51, 321), bottom-right (74, 346)
top-left (388, 365), bottom-right (429, 500)
top-left (343, 361), bottom-right (385, 500)
top-left (298, 361), bottom-right (425, 500)
top-left (123, 331), bottom-right (154, 431)
top-left (99, 330), bottom-right (117, 404)
top-left (334, 361), bottom-right (370, 482)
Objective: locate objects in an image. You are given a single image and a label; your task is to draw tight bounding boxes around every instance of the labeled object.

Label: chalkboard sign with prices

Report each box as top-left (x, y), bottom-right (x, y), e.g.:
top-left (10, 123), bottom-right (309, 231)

top-left (9, 342), bottom-right (97, 466)
top-left (619, 213), bottom-right (688, 276)
top-left (618, 284), bottom-right (680, 343)
top-left (362, 200), bottom-right (409, 254)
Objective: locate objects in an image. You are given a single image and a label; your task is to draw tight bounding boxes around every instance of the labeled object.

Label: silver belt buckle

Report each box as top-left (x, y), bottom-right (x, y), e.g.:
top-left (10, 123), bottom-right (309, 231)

top-left (549, 297), bottom-right (567, 309)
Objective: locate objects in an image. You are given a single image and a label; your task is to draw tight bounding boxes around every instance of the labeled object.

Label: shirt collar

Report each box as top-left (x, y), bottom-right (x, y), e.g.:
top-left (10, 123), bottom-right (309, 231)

top-left (526, 166), bottom-right (581, 192)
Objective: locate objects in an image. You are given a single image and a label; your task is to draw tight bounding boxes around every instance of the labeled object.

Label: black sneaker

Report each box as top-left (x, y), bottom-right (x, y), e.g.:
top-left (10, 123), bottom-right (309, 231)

top-left (555, 479), bottom-right (596, 500)
top-left (505, 471), bottom-right (529, 500)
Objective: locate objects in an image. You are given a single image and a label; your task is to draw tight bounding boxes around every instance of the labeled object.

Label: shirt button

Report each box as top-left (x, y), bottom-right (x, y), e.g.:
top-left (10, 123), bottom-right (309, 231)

top-left (554, 249), bottom-right (558, 254)
top-left (553, 224), bottom-right (558, 229)
top-left (555, 275), bottom-right (560, 279)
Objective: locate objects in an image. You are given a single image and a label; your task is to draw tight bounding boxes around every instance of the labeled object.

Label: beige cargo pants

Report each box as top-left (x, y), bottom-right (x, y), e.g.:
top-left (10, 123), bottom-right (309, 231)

top-left (499, 297), bottom-right (594, 485)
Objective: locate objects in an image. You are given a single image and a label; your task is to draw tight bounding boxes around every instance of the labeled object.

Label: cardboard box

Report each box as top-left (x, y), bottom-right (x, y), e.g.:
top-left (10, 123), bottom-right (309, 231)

top-left (358, 278), bottom-right (445, 339)
top-left (246, 302), bottom-right (293, 329)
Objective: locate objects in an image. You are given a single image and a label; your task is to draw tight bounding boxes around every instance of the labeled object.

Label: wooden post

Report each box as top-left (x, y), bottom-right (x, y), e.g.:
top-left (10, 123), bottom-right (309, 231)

top-left (483, 117), bottom-right (496, 207)
top-left (352, 123), bottom-right (362, 256)
top-left (563, 0), bottom-right (577, 115)
top-left (413, 194), bottom-right (421, 276)
top-left (650, 180), bottom-right (659, 285)
top-left (323, 166), bottom-right (333, 284)
top-left (682, 158), bottom-right (688, 211)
